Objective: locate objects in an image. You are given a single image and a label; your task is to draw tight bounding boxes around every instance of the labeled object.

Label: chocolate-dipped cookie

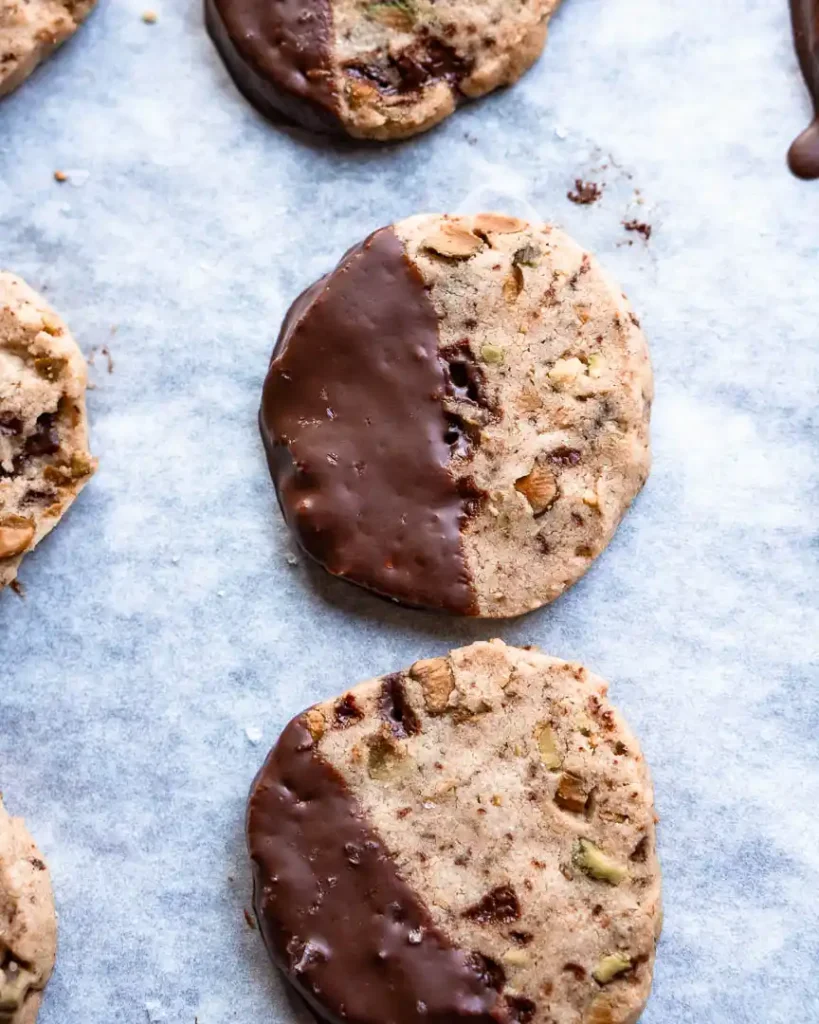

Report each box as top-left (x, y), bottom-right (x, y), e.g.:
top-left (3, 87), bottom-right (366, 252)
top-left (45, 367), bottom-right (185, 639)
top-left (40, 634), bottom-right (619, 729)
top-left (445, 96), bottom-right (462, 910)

top-left (247, 640), bottom-right (662, 1024)
top-left (0, 796), bottom-right (57, 1024)
top-left (260, 215), bottom-right (652, 618)
top-left (0, 273), bottom-right (96, 592)
top-left (205, 0), bottom-right (562, 140)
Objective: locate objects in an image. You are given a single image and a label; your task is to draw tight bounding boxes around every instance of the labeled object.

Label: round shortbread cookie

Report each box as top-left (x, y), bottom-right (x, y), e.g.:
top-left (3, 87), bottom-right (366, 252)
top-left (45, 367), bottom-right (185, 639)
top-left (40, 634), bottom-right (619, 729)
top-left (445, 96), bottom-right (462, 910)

top-left (0, 273), bottom-right (96, 592)
top-left (248, 640), bottom-right (662, 1024)
top-left (0, 0), bottom-right (97, 99)
top-left (0, 797), bottom-right (57, 1024)
top-left (260, 214), bottom-right (652, 618)
top-left (205, 0), bottom-right (562, 140)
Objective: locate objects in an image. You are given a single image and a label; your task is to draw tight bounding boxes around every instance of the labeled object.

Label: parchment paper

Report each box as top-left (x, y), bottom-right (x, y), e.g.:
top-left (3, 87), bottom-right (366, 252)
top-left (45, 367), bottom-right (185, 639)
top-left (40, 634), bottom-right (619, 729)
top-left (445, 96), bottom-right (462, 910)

top-left (1, 0), bottom-right (818, 1021)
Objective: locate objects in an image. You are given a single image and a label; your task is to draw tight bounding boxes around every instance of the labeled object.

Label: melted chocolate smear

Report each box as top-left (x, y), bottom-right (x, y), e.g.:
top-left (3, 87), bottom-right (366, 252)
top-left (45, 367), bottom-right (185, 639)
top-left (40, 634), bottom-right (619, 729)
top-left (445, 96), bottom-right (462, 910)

top-left (260, 227), bottom-right (478, 614)
top-left (345, 36), bottom-right (472, 96)
top-left (333, 693), bottom-right (364, 728)
top-left (206, 0), bottom-right (339, 133)
top-left (248, 717), bottom-right (506, 1024)
top-left (379, 674), bottom-right (421, 738)
top-left (788, 0), bottom-right (819, 178)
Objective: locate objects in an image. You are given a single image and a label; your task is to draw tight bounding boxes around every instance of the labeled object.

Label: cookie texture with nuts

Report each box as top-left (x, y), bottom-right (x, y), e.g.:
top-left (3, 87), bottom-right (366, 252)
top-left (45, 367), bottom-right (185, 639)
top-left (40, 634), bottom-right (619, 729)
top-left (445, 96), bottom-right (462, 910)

top-left (205, 0), bottom-right (562, 140)
top-left (260, 214), bottom-right (652, 618)
top-left (0, 0), bottom-right (97, 98)
top-left (0, 796), bottom-right (57, 1024)
top-left (0, 273), bottom-right (96, 592)
top-left (248, 640), bottom-right (662, 1024)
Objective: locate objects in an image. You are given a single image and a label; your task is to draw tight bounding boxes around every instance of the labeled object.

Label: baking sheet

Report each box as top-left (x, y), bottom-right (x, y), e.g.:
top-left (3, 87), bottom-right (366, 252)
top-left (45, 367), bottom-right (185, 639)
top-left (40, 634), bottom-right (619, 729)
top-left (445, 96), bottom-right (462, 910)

top-left (1, 0), bottom-right (818, 1020)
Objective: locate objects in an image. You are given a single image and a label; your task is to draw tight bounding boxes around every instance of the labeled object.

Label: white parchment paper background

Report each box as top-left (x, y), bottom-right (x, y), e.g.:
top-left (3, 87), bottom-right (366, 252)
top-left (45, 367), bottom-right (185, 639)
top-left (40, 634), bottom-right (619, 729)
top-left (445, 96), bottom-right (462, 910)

top-left (1, 0), bottom-right (818, 1021)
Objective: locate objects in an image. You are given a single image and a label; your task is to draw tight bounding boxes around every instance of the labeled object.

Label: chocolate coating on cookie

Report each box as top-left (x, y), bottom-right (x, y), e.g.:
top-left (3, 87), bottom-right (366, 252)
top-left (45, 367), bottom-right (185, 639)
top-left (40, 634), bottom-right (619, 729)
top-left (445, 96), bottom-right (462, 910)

top-left (260, 226), bottom-right (477, 614)
top-left (205, 0), bottom-right (339, 132)
top-left (206, 0), bottom-right (561, 140)
top-left (788, 0), bottom-right (819, 179)
top-left (247, 716), bottom-right (503, 1024)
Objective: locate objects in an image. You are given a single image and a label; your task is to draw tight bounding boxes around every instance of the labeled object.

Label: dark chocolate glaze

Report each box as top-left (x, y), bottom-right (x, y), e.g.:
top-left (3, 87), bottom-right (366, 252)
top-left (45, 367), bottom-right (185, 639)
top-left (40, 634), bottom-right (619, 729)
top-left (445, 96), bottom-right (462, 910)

top-left (789, 0), bottom-right (819, 178)
top-left (260, 226), bottom-right (478, 614)
top-left (248, 717), bottom-right (505, 1024)
top-left (205, 0), bottom-right (341, 134)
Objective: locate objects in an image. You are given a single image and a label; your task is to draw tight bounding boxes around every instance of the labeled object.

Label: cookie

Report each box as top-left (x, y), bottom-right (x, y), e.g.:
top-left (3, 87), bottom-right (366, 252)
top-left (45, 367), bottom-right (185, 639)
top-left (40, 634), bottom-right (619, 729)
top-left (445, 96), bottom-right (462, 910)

top-left (205, 0), bottom-right (562, 140)
top-left (0, 796), bottom-right (57, 1024)
top-left (0, 273), bottom-right (96, 592)
top-left (260, 215), bottom-right (652, 618)
top-left (248, 640), bottom-right (662, 1024)
top-left (0, 0), bottom-right (96, 98)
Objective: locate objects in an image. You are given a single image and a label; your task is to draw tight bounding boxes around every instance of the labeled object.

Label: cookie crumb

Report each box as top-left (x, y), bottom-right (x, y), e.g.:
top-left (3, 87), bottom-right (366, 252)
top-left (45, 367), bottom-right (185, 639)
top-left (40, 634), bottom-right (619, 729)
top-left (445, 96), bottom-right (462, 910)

top-left (244, 908), bottom-right (256, 930)
top-left (623, 219), bottom-right (652, 241)
top-left (142, 10), bottom-right (157, 22)
top-left (53, 170), bottom-right (68, 183)
top-left (567, 180), bottom-right (602, 205)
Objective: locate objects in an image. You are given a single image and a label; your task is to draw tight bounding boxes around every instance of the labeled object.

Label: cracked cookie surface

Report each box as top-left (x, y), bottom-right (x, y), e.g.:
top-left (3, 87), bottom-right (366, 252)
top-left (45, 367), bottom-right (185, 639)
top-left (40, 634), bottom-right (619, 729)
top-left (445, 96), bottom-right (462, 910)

top-left (0, 273), bottom-right (96, 592)
top-left (0, 797), bottom-right (57, 1024)
top-left (0, 0), bottom-right (97, 98)
top-left (260, 214), bottom-right (652, 618)
top-left (206, 0), bottom-right (562, 139)
top-left (248, 640), bottom-right (662, 1024)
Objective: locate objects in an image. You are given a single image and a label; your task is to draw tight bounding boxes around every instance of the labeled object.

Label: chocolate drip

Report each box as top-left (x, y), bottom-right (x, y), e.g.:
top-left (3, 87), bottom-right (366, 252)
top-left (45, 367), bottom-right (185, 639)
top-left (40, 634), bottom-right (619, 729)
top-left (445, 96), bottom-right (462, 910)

top-left (260, 227), bottom-right (477, 614)
top-left (205, 0), bottom-right (339, 133)
top-left (788, 0), bottom-right (819, 178)
top-left (248, 717), bottom-right (504, 1024)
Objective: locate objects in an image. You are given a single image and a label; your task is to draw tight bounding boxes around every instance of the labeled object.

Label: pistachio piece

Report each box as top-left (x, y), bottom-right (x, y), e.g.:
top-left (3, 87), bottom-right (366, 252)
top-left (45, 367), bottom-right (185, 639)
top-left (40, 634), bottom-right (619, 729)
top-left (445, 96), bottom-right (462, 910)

top-left (480, 344), bottom-right (504, 364)
top-left (587, 353), bottom-right (604, 378)
top-left (39, 312), bottom-right (62, 336)
top-left (572, 839), bottom-right (628, 885)
top-left (554, 772), bottom-right (590, 814)
top-left (515, 464), bottom-right (558, 516)
top-left (513, 244), bottom-right (541, 267)
top-left (33, 356), bottom-right (68, 381)
top-left (366, 0), bottom-right (415, 30)
top-left (410, 657), bottom-right (454, 714)
top-left (422, 223), bottom-right (484, 259)
top-left (367, 734), bottom-right (409, 781)
top-left (0, 517), bottom-right (35, 559)
top-left (592, 953), bottom-right (632, 984)
top-left (535, 723), bottom-right (562, 769)
top-left (70, 452), bottom-right (95, 478)
top-left (473, 214), bottom-right (527, 234)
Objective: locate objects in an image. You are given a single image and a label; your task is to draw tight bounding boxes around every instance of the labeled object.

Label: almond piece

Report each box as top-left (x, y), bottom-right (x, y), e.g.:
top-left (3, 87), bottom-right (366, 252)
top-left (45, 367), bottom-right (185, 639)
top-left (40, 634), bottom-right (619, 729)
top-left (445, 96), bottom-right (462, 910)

top-left (422, 223), bottom-right (484, 259)
top-left (515, 464), bottom-right (558, 515)
top-left (0, 519), bottom-right (35, 559)
top-left (410, 657), bottom-right (454, 714)
top-left (473, 214), bottom-right (527, 234)
top-left (585, 995), bottom-right (616, 1024)
top-left (554, 772), bottom-right (590, 814)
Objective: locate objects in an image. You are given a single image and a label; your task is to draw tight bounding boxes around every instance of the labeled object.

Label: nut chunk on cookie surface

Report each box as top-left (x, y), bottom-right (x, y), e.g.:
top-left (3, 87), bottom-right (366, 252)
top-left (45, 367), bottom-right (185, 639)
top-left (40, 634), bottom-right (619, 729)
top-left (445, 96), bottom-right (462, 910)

top-left (260, 215), bottom-right (652, 618)
top-left (247, 640), bottom-right (663, 1024)
top-left (205, 0), bottom-right (563, 140)
top-left (0, 797), bottom-right (57, 1024)
top-left (0, 273), bottom-right (96, 592)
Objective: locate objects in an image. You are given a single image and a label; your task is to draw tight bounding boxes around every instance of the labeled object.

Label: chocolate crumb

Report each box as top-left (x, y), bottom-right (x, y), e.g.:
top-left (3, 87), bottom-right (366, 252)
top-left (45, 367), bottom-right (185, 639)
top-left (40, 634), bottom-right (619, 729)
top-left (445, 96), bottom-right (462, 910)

top-left (333, 693), bottom-right (364, 728)
top-left (623, 219), bottom-right (652, 241)
top-left (567, 180), bottom-right (602, 205)
top-left (463, 884), bottom-right (521, 924)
